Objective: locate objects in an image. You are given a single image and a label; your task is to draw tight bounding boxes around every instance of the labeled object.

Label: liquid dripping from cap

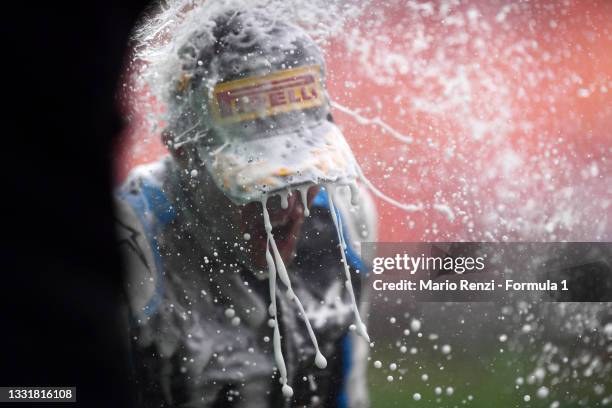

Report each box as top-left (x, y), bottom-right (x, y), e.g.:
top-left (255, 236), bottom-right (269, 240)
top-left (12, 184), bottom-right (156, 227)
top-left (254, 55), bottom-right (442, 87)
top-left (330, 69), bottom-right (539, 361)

top-left (261, 195), bottom-right (328, 397)
top-left (279, 190), bottom-right (290, 210)
top-left (268, 236), bottom-right (327, 368)
top-left (349, 181), bottom-right (360, 206)
top-left (326, 184), bottom-right (370, 343)
top-left (264, 239), bottom-right (293, 398)
top-left (334, 189), bottom-right (348, 251)
top-left (299, 186), bottom-right (310, 217)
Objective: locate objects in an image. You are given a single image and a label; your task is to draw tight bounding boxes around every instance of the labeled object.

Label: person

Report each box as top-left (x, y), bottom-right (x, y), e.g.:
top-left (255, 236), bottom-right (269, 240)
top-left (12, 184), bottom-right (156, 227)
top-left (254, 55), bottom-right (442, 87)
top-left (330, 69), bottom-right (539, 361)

top-left (115, 8), bottom-right (377, 408)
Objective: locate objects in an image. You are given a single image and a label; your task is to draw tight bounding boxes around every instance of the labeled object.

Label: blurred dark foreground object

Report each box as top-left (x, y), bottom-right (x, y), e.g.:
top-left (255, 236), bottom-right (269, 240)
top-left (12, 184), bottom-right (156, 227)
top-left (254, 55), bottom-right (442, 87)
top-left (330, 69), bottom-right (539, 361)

top-left (1, 2), bottom-right (146, 407)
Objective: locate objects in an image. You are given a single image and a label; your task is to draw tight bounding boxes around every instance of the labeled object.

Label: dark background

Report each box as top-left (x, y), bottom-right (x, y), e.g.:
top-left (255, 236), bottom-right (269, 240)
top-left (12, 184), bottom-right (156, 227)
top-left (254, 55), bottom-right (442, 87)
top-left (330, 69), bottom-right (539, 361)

top-left (2, 2), bottom-right (146, 406)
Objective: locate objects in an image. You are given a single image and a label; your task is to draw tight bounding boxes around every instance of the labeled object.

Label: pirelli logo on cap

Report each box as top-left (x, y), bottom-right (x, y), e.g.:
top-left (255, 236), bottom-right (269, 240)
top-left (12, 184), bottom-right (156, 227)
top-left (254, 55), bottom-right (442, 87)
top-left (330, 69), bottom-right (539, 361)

top-left (211, 65), bottom-right (325, 125)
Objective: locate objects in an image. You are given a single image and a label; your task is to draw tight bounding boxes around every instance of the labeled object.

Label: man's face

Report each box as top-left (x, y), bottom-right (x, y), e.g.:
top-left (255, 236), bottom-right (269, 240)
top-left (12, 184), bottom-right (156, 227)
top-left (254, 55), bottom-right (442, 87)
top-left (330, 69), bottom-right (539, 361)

top-left (237, 186), bottom-right (320, 268)
top-left (196, 170), bottom-right (320, 269)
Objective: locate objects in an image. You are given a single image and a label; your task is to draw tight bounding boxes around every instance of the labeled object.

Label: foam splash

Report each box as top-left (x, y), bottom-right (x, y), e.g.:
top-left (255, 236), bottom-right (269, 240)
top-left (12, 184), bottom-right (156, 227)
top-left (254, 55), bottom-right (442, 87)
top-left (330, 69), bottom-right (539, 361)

top-left (129, 0), bottom-right (369, 138)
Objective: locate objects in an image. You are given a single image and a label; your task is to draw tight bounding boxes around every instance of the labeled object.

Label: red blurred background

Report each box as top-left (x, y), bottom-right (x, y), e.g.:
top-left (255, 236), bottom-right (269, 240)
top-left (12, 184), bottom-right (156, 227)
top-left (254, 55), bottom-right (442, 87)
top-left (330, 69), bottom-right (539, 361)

top-left (116, 0), bottom-right (611, 242)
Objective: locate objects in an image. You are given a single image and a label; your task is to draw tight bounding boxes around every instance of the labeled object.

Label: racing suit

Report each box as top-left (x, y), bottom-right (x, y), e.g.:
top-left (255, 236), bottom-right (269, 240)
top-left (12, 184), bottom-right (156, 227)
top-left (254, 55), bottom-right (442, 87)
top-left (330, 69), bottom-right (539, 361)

top-left (115, 156), bottom-right (377, 408)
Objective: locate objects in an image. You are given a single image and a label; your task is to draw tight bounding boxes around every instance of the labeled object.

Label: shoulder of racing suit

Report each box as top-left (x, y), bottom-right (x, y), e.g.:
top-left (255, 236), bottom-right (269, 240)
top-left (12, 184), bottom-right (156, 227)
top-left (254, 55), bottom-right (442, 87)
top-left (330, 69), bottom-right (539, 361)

top-left (114, 156), bottom-right (177, 322)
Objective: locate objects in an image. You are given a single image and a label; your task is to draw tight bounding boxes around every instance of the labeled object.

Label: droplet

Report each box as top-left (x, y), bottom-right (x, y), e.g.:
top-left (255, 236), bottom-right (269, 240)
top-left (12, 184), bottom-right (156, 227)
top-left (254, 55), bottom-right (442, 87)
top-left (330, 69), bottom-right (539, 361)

top-left (536, 386), bottom-right (549, 399)
top-left (374, 360), bottom-right (382, 369)
top-left (280, 191), bottom-right (289, 209)
top-left (315, 352), bottom-right (327, 369)
top-left (413, 393), bottom-right (421, 401)
top-left (299, 186), bottom-right (310, 217)
top-left (243, 233), bottom-right (251, 241)
top-left (282, 384), bottom-right (294, 398)
top-left (225, 308), bottom-right (235, 318)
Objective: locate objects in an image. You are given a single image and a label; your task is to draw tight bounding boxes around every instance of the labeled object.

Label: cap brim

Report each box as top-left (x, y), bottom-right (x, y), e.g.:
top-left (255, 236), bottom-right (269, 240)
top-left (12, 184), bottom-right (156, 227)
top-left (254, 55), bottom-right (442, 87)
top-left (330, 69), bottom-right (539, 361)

top-left (202, 121), bottom-right (358, 204)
